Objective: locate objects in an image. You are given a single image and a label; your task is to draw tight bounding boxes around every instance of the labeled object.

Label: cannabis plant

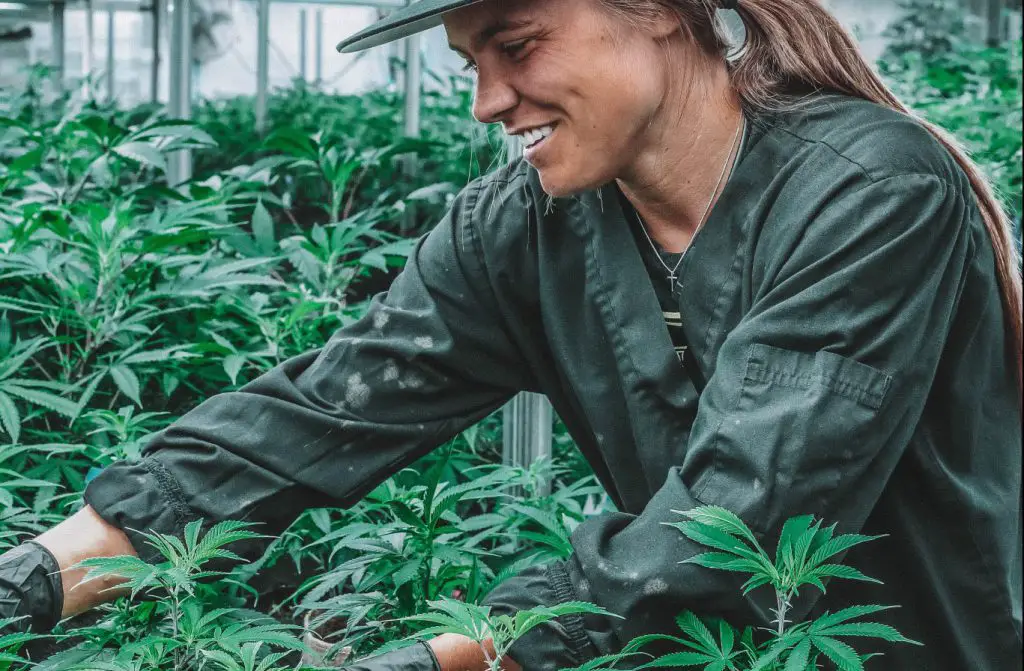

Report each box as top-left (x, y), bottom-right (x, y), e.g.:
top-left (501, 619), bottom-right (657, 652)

top-left (54, 520), bottom-right (308, 671)
top-left (573, 506), bottom-right (919, 671)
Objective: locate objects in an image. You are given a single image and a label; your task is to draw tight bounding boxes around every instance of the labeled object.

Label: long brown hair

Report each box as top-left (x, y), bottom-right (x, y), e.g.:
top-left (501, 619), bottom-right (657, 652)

top-left (600, 0), bottom-right (1024, 399)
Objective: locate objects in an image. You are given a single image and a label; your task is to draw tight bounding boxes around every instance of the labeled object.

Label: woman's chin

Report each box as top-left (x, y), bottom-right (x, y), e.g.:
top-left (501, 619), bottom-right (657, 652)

top-left (534, 165), bottom-right (604, 198)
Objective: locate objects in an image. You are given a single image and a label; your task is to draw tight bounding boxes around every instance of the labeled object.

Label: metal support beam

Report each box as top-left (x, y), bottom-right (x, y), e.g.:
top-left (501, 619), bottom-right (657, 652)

top-left (50, 0), bottom-right (65, 93)
top-left (502, 393), bottom-right (553, 493)
top-left (399, 31), bottom-right (421, 232)
top-left (402, 32), bottom-right (421, 138)
top-left (255, 0), bottom-right (270, 133)
top-left (986, 0), bottom-right (1004, 43)
top-left (150, 0), bottom-right (160, 101)
top-left (83, 0), bottom-right (94, 97)
top-left (298, 8), bottom-right (307, 82)
top-left (314, 8), bottom-right (323, 83)
top-left (106, 8), bottom-right (115, 101)
top-left (167, 0), bottom-right (191, 185)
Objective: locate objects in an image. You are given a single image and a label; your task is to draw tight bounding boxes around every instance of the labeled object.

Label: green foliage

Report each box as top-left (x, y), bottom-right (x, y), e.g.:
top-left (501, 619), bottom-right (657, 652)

top-left (880, 2), bottom-right (1023, 217)
top-left (1, 617), bottom-right (44, 668)
top-left (39, 520), bottom-right (316, 671)
top-left (0, 69), bottom-right (596, 666)
top-left (566, 507), bottom-right (918, 671)
top-left (291, 456), bottom-right (603, 655)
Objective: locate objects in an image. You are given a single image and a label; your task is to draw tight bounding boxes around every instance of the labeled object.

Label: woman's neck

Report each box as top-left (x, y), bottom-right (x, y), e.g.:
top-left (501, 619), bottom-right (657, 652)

top-left (616, 64), bottom-right (744, 254)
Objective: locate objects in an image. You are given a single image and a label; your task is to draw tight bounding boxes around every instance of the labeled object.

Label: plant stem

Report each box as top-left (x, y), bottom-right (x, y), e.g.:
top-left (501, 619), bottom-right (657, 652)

top-left (775, 590), bottom-right (790, 637)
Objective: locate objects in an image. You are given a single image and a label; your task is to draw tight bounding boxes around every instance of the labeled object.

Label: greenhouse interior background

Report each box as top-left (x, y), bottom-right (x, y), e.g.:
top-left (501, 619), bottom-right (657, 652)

top-left (1, 0), bottom-right (1022, 668)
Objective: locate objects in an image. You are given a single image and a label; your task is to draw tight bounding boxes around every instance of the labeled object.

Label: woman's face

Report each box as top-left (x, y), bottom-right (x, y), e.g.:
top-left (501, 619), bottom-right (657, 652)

top-left (444, 0), bottom-right (676, 196)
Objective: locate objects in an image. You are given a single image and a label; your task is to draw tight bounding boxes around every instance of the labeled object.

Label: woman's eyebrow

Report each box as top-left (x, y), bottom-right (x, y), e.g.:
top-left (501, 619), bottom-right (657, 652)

top-left (448, 18), bottom-right (532, 54)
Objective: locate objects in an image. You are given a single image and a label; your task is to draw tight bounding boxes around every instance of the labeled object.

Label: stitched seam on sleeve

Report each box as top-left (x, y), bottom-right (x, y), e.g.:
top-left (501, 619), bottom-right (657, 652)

top-left (141, 458), bottom-right (196, 532)
top-left (546, 562), bottom-right (592, 663)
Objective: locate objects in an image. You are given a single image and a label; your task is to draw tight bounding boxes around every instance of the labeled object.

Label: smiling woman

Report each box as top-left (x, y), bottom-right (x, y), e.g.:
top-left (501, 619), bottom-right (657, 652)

top-left (4, 1), bottom-right (1020, 671)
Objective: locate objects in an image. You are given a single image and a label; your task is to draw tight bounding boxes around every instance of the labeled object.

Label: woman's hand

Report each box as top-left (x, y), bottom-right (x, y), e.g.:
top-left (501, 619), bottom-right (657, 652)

top-left (428, 634), bottom-right (523, 671)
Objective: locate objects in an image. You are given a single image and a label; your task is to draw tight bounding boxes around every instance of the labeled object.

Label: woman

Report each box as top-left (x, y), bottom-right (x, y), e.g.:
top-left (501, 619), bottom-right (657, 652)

top-left (2, 0), bottom-right (1021, 669)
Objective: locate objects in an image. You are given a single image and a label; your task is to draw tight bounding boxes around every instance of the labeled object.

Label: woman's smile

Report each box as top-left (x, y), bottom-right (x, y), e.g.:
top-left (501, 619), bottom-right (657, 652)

top-left (519, 123), bottom-right (557, 163)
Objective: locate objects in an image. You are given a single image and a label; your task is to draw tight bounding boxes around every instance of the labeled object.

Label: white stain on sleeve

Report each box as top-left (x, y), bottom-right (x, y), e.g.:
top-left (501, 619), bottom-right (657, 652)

top-left (413, 336), bottom-right (434, 349)
top-left (400, 371), bottom-right (426, 389)
top-left (345, 373), bottom-right (371, 408)
top-left (642, 578), bottom-right (669, 596)
top-left (372, 311), bottom-right (389, 330)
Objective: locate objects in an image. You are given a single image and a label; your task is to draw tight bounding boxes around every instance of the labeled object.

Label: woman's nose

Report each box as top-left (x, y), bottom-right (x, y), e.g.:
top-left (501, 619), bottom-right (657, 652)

top-left (471, 69), bottom-right (518, 125)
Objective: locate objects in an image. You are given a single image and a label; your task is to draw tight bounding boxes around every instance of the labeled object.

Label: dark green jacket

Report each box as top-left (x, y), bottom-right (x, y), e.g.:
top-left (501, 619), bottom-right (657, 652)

top-left (85, 93), bottom-right (1022, 670)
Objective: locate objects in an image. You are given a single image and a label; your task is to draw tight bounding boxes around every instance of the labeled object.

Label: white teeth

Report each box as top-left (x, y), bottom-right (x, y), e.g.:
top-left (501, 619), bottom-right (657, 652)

top-left (519, 124), bottom-right (554, 148)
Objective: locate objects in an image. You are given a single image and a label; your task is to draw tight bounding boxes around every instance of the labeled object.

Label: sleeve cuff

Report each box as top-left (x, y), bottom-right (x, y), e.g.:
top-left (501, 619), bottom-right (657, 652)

top-left (83, 458), bottom-right (196, 564)
top-left (343, 642), bottom-right (440, 670)
top-left (482, 562), bottom-right (599, 670)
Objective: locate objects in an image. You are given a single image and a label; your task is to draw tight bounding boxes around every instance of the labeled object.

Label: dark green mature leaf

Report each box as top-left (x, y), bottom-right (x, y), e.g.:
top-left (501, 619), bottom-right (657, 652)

top-left (811, 636), bottom-right (864, 671)
top-left (108, 365), bottom-right (141, 406)
top-left (782, 638), bottom-right (813, 671)
top-left (112, 141), bottom-right (166, 172)
top-left (251, 200), bottom-right (276, 255)
top-left (0, 391), bottom-right (20, 443)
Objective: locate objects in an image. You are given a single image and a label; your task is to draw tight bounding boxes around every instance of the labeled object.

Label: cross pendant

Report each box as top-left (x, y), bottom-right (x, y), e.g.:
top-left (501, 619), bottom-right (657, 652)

top-left (668, 272), bottom-right (677, 287)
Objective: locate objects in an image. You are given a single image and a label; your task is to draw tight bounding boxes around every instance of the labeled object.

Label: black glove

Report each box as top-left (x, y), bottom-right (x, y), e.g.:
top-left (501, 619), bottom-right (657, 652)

top-left (0, 541), bottom-right (64, 633)
top-left (342, 642), bottom-right (440, 671)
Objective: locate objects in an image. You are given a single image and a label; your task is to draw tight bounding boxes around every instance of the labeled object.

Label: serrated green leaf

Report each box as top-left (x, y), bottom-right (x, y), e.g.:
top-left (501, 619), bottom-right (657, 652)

top-left (0, 391), bottom-right (20, 444)
top-left (809, 605), bottom-right (896, 630)
top-left (675, 506), bottom-right (762, 549)
top-left (2, 384), bottom-right (78, 418)
top-left (634, 651), bottom-right (716, 668)
top-left (252, 201), bottom-right (276, 255)
top-left (783, 638), bottom-right (813, 671)
top-left (806, 533), bottom-right (885, 569)
top-left (814, 621), bottom-right (919, 644)
top-left (109, 365), bottom-right (142, 406)
top-left (811, 636), bottom-right (864, 671)
top-left (112, 141), bottom-right (167, 171)
top-left (223, 354), bottom-right (245, 386)
top-left (804, 564), bottom-right (882, 585)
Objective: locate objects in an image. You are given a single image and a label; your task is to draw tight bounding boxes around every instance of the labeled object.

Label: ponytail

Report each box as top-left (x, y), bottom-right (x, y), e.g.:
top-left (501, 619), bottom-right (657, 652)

top-left (725, 0), bottom-right (1022, 399)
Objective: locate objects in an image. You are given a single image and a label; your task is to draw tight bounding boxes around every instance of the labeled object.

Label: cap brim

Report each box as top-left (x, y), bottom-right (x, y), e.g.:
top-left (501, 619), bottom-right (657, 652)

top-left (336, 0), bottom-right (484, 53)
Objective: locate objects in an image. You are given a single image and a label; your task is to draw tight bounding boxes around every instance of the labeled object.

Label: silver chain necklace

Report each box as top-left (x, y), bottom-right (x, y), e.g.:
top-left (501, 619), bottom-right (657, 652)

top-left (634, 115), bottom-right (745, 289)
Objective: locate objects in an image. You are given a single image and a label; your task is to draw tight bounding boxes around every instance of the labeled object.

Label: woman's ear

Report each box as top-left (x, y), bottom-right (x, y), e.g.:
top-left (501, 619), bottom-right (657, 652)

top-left (647, 5), bottom-right (683, 40)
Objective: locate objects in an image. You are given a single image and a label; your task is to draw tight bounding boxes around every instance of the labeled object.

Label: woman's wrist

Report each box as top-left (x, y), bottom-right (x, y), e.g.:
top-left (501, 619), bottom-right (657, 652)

top-left (427, 634), bottom-right (522, 671)
top-left (34, 505), bottom-right (136, 617)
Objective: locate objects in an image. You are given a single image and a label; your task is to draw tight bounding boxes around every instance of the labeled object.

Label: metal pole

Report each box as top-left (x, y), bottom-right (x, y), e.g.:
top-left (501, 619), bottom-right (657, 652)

top-left (50, 1), bottom-right (65, 93)
top-left (299, 8), bottom-right (307, 82)
top-left (84, 0), bottom-right (95, 98)
top-left (402, 33), bottom-right (421, 137)
top-left (399, 31), bottom-right (421, 231)
top-left (502, 393), bottom-right (553, 494)
top-left (168, 0), bottom-right (192, 185)
top-left (255, 0), bottom-right (270, 133)
top-left (106, 8), bottom-right (116, 102)
top-left (314, 8), bottom-right (323, 84)
top-left (150, 0), bottom-right (161, 102)
top-left (986, 0), bottom-right (1004, 44)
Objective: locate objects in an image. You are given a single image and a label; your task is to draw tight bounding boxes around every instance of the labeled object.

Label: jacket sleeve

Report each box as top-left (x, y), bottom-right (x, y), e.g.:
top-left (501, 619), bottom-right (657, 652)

top-left (483, 173), bottom-right (979, 669)
top-left (84, 177), bottom-right (531, 563)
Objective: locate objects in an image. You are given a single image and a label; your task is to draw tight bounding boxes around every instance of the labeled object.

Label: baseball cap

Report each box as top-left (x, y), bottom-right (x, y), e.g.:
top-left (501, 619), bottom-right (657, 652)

top-left (337, 0), bottom-right (486, 53)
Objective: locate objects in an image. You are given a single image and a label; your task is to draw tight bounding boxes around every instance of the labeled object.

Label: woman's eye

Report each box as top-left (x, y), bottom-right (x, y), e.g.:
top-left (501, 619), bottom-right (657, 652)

top-left (500, 39), bottom-right (530, 59)
top-left (461, 60), bottom-right (478, 73)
